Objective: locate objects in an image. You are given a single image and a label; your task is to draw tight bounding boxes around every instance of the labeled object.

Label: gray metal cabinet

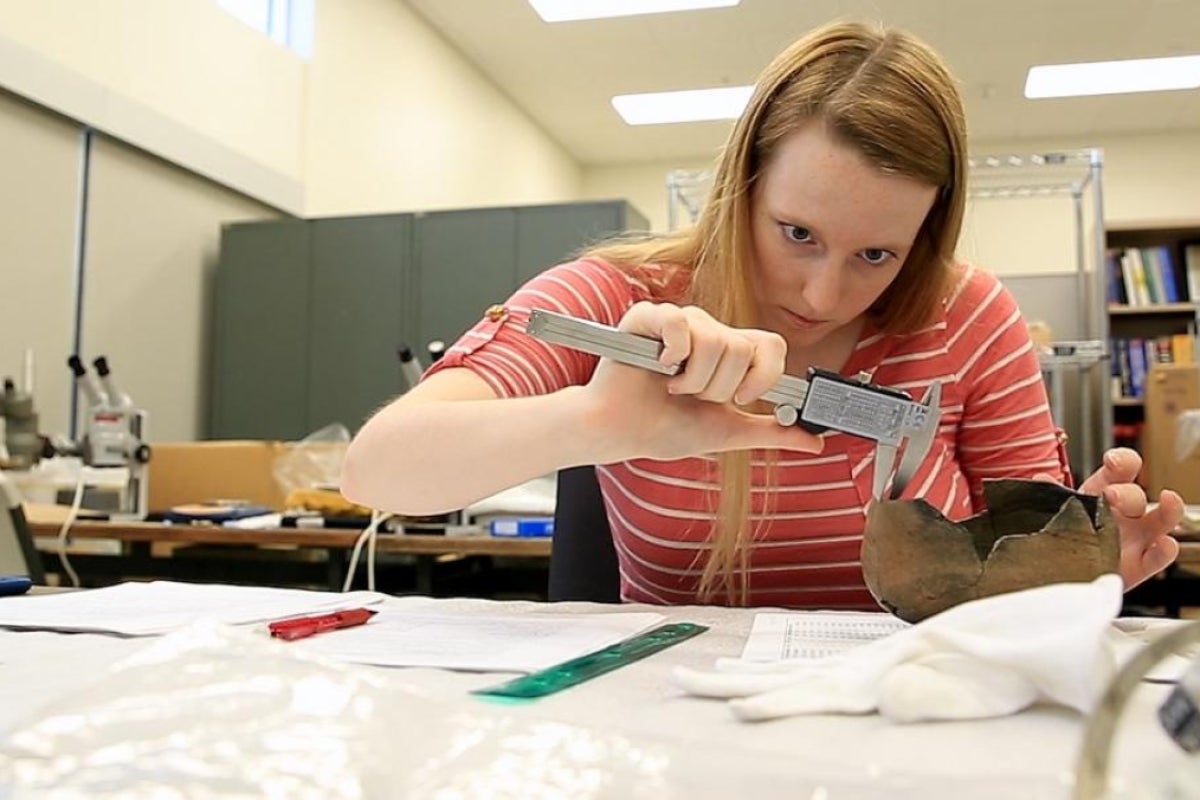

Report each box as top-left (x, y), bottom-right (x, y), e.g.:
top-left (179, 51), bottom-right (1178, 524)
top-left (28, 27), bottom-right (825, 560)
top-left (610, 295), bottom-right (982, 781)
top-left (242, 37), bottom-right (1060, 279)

top-left (210, 200), bottom-right (648, 439)
top-left (414, 200), bottom-right (650, 352)
top-left (515, 201), bottom-right (648, 285)
top-left (212, 216), bottom-right (415, 440)
top-left (309, 215), bottom-right (414, 435)
top-left (210, 220), bottom-right (311, 440)
top-left (415, 207), bottom-right (518, 353)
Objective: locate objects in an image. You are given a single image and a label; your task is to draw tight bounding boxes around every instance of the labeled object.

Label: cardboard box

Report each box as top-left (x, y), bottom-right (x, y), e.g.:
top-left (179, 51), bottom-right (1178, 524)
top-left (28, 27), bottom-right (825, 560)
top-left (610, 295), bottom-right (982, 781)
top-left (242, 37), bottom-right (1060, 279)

top-left (1143, 363), bottom-right (1200, 503)
top-left (147, 441), bottom-right (288, 512)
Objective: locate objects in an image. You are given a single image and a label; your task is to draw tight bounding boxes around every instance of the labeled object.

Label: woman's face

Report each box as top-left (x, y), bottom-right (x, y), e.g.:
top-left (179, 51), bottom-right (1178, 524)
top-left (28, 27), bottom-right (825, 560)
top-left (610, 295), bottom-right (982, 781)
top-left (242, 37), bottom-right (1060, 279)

top-left (749, 121), bottom-right (938, 351)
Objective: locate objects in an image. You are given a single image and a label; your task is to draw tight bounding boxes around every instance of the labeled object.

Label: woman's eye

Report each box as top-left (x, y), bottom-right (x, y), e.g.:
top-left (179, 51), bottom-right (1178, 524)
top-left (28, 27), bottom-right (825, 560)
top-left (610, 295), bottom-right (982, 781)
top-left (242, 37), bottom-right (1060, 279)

top-left (861, 248), bottom-right (894, 266)
top-left (783, 225), bottom-right (812, 243)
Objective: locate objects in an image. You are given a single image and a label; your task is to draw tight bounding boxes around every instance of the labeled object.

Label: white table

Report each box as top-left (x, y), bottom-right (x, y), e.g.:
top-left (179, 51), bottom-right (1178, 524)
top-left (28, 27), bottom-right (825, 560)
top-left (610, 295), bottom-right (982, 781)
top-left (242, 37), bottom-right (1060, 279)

top-left (0, 596), bottom-right (1191, 798)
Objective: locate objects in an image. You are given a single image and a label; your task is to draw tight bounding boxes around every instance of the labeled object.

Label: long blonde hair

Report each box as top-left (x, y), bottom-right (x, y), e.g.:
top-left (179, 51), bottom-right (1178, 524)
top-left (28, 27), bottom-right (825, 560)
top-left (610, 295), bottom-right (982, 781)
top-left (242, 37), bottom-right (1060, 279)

top-left (587, 21), bottom-right (968, 603)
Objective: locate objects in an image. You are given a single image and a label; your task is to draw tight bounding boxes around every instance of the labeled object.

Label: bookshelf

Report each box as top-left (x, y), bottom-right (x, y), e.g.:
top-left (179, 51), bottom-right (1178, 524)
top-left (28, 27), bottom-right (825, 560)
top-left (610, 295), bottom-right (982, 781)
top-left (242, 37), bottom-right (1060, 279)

top-left (1104, 223), bottom-right (1200, 453)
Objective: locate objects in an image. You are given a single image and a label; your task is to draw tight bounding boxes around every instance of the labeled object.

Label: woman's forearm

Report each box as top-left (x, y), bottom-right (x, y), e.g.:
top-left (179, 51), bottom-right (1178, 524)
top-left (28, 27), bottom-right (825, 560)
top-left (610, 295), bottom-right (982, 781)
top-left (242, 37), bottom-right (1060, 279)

top-left (340, 385), bottom-right (600, 515)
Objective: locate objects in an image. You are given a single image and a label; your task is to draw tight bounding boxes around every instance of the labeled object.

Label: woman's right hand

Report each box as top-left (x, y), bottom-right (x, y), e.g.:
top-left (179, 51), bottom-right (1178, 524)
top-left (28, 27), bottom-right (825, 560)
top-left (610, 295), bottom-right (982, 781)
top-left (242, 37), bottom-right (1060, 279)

top-left (579, 301), bottom-right (824, 462)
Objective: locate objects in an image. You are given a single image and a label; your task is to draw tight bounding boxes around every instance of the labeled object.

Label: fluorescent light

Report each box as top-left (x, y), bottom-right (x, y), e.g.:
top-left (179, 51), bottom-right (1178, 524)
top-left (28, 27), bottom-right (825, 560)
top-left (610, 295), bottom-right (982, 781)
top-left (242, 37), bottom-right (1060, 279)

top-left (529, 0), bottom-right (738, 23)
top-left (1025, 55), bottom-right (1200, 99)
top-left (613, 86), bottom-right (753, 125)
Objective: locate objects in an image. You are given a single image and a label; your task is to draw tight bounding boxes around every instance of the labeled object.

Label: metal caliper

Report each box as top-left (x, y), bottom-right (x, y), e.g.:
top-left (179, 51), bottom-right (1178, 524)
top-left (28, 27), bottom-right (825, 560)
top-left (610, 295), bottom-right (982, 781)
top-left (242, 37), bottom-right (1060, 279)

top-left (526, 308), bottom-right (942, 500)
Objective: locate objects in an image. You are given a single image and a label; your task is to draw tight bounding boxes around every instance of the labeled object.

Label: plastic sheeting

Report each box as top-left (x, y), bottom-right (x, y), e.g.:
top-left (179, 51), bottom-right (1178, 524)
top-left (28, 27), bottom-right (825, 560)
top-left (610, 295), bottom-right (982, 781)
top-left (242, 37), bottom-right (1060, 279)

top-left (0, 621), bottom-right (676, 799)
top-left (1, 621), bottom-right (1080, 799)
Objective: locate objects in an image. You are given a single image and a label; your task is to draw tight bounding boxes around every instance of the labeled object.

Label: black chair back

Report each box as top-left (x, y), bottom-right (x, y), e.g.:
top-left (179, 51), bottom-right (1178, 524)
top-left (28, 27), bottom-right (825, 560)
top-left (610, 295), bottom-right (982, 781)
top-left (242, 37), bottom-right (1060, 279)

top-left (0, 474), bottom-right (45, 583)
top-left (549, 466), bottom-right (620, 602)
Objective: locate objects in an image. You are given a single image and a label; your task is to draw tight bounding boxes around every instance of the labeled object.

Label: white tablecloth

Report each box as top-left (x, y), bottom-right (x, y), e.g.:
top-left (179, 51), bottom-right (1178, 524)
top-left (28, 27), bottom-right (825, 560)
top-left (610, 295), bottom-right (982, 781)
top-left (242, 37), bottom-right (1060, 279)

top-left (0, 596), bottom-right (1190, 799)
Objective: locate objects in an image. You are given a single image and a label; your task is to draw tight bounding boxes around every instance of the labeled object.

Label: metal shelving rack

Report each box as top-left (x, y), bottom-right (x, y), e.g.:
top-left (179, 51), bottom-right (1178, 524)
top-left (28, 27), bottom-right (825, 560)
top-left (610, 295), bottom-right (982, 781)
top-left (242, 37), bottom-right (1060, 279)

top-left (666, 169), bottom-right (712, 230)
top-left (967, 149), bottom-right (1112, 474)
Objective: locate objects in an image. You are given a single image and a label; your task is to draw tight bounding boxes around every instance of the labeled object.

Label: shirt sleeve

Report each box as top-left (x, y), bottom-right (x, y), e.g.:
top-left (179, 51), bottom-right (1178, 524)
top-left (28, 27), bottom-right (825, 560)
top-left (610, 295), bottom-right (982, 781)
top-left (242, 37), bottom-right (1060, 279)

top-left (947, 266), bottom-right (1072, 508)
top-left (424, 258), bottom-right (645, 398)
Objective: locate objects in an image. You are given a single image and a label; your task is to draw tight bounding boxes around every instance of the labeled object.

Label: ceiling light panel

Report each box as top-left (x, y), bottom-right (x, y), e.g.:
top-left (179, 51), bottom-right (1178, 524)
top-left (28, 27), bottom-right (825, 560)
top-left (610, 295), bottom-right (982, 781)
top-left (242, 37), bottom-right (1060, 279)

top-left (612, 86), bottom-right (754, 125)
top-left (529, 0), bottom-right (738, 23)
top-left (1025, 55), bottom-right (1200, 99)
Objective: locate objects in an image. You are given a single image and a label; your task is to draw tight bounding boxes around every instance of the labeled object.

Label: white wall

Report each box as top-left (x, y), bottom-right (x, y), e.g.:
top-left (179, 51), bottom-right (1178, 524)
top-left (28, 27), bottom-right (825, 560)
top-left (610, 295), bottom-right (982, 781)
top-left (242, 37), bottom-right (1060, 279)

top-left (1073, 132), bottom-right (1200, 227)
top-left (304, 0), bottom-right (581, 215)
top-left (0, 0), bottom-right (583, 216)
top-left (0, 91), bottom-right (80, 437)
top-left (582, 157), bottom-right (715, 234)
top-left (0, 0), bottom-right (306, 212)
top-left (0, 86), bottom-right (281, 443)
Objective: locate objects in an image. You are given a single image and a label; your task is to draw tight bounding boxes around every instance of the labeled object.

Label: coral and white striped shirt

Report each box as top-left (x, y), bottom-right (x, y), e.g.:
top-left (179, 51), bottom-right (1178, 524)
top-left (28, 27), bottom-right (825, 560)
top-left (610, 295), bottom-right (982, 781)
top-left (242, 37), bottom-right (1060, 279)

top-left (430, 258), bottom-right (1067, 608)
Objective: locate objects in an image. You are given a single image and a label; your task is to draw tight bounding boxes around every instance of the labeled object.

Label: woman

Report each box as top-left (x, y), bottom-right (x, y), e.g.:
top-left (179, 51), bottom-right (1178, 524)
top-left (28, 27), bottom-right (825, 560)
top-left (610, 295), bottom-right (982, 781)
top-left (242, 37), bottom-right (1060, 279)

top-left (342, 21), bottom-right (1180, 607)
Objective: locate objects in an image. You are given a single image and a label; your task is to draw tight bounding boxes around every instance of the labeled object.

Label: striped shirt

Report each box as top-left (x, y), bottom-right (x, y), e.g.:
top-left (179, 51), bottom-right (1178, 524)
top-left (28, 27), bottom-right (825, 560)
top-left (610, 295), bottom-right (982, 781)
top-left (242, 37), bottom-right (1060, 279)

top-left (430, 258), bottom-right (1068, 608)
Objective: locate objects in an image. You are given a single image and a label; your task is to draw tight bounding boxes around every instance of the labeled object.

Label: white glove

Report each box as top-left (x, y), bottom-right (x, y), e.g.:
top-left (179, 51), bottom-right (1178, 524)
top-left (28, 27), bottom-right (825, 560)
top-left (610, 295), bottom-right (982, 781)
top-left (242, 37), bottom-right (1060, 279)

top-left (673, 574), bottom-right (1123, 723)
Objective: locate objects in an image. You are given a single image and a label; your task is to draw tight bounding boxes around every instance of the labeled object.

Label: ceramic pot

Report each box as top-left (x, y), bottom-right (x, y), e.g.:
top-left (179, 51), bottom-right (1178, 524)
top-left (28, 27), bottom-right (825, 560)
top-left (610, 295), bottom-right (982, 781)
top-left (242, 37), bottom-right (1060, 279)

top-left (861, 479), bottom-right (1120, 622)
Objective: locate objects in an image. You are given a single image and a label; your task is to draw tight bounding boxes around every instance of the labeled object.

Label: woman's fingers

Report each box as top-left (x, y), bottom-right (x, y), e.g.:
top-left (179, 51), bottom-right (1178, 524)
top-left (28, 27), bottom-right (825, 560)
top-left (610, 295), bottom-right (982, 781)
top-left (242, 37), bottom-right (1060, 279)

top-left (1142, 535), bottom-right (1181, 577)
top-left (656, 306), bottom-right (693, 369)
top-left (735, 332), bottom-right (788, 405)
top-left (1078, 447), bottom-right (1142, 495)
top-left (666, 307), bottom-right (759, 401)
top-left (1022, 466), bottom-right (1184, 589)
top-left (619, 303), bottom-right (786, 405)
top-left (602, 302), bottom-right (822, 457)
top-left (695, 337), bottom-right (757, 403)
top-left (1104, 482), bottom-right (1149, 519)
top-left (708, 405), bottom-right (825, 454)
top-left (618, 301), bottom-right (691, 367)
top-left (668, 323), bottom-right (728, 397)
top-left (1110, 488), bottom-right (1183, 588)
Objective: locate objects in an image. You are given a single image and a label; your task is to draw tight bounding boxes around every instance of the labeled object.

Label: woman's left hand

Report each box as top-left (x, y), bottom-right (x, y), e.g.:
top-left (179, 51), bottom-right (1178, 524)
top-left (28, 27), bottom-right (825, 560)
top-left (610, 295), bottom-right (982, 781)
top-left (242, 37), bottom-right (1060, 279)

top-left (1077, 448), bottom-right (1182, 589)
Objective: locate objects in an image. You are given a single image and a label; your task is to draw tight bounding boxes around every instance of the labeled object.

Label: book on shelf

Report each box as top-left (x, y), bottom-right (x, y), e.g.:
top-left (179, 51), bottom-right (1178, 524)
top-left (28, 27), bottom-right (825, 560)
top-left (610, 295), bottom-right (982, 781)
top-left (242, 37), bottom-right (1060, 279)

top-left (1108, 245), bottom-right (1192, 307)
top-left (1187, 243), bottom-right (1200, 305)
top-left (1173, 333), bottom-right (1196, 364)
top-left (1110, 334), bottom-right (1197, 400)
top-left (1105, 249), bottom-right (1126, 305)
top-left (1156, 245), bottom-right (1181, 303)
top-left (1113, 338), bottom-right (1133, 399)
top-left (1129, 337), bottom-right (1148, 398)
top-left (1125, 249), bottom-right (1152, 305)
top-left (1142, 247), bottom-right (1165, 304)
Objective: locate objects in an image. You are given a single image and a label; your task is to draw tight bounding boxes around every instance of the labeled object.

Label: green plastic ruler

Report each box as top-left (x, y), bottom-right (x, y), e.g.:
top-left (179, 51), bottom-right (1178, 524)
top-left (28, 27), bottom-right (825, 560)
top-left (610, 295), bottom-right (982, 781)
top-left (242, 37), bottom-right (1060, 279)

top-left (473, 622), bottom-right (709, 700)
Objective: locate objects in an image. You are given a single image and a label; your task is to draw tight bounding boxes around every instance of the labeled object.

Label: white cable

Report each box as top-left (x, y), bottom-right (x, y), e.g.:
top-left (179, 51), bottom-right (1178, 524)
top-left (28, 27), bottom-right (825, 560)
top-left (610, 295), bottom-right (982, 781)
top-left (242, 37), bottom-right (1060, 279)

top-left (55, 470), bottom-right (85, 588)
top-left (342, 522), bottom-right (371, 593)
top-left (342, 510), bottom-right (391, 593)
top-left (367, 515), bottom-right (378, 592)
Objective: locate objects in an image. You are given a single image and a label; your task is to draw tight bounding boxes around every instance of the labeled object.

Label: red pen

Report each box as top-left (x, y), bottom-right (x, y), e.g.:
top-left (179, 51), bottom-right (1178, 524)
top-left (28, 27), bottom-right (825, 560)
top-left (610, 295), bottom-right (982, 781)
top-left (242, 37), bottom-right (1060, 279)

top-left (268, 608), bottom-right (377, 641)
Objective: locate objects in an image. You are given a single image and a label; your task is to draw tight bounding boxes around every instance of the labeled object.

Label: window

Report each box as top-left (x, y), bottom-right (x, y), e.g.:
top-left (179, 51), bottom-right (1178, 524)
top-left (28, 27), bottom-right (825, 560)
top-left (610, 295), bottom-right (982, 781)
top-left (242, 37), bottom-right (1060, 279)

top-left (218, 0), bottom-right (314, 60)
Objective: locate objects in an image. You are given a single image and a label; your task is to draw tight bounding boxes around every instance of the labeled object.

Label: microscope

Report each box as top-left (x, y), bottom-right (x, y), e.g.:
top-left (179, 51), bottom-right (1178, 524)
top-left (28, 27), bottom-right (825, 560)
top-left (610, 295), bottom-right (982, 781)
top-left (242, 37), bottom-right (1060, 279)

top-left (1, 351), bottom-right (52, 471)
top-left (1, 382), bottom-right (48, 471)
top-left (1, 354), bottom-right (149, 519)
top-left (49, 356), bottom-right (151, 520)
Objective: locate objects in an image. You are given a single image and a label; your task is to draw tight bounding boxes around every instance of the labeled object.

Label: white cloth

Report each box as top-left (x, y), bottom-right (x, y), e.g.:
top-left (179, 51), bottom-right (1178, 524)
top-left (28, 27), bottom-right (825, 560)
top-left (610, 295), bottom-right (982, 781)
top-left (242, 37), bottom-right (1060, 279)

top-left (673, 574), bottom-right (1123, 723)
